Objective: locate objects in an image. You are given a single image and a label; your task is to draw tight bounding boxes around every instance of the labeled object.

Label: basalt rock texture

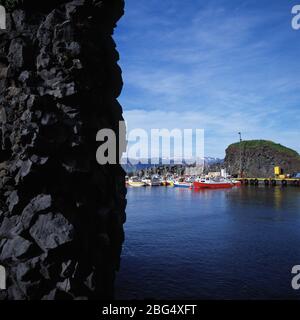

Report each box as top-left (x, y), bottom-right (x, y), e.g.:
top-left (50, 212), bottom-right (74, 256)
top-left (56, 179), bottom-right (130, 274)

top-left (225, 140), bottom-right (300, 177)
top-left (0, 0), bottom-right (126, 300)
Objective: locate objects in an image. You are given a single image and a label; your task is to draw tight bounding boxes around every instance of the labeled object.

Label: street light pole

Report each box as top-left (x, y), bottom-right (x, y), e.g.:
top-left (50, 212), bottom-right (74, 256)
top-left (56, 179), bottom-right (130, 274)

top-left (238, 132), bottom-right (243, 178)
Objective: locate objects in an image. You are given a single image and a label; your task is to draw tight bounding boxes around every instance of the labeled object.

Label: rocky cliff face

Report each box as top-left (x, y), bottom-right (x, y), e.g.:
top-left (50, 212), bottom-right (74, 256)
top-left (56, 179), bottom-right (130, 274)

top-left (225, 140), bottom-right (300, 178)
top-left (0, 0), bottom-right (126, 300)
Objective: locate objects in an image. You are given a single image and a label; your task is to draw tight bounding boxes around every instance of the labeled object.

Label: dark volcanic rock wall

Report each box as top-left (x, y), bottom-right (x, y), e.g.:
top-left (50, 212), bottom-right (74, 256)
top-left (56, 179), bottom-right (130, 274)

top-left (225, 140), bottom-right (300, 178)
top-left (0, 0), bottom-right (126, 300)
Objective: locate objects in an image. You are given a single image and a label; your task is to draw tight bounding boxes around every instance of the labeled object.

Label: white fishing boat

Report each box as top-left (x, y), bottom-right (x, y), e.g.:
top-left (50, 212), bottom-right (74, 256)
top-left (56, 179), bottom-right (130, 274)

top-left (149, 175), bottom-right (162, 186)
top-left (128, 176), bottom-right (146, 187)
top-left (142, 176), bottom-right (152, 186)
top-left (231, 180), bottom-right (242, 187)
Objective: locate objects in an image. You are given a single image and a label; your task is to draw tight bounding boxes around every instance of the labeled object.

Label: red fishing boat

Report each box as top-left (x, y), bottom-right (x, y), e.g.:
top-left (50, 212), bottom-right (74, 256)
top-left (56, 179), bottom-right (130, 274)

top-left (193, 178), bottom-right (234, 189)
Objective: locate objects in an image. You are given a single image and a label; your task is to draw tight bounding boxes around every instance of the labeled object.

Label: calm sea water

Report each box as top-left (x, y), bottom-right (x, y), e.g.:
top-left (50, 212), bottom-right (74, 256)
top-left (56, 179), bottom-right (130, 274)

top-left (115, 186), bottom-right (300, 300)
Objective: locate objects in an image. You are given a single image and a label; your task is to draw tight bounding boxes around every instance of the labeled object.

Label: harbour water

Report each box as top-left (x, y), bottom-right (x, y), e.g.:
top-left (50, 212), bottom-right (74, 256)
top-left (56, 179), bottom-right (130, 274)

top-left (115, 186), bottom-right (300, 299)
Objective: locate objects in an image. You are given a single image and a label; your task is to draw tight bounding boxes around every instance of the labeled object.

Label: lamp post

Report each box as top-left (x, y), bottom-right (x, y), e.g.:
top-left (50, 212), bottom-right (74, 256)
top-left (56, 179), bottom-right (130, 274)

top-left (238, 132), bottom-right (243, 178)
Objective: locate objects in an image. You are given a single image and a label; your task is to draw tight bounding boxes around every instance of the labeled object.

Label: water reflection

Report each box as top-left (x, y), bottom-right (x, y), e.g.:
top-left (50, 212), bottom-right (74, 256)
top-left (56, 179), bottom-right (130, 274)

top-left (116, 185), bottom-right (300, 299)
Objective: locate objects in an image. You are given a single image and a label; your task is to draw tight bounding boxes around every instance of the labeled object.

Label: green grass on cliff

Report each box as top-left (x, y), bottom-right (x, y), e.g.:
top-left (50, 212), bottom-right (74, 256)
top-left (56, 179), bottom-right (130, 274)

top-left (229, 140), bottom-right (300, 158)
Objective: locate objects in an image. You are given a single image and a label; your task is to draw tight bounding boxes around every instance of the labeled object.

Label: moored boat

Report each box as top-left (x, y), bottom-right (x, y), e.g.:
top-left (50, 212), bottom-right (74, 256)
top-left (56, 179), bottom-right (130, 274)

top-left (193, 178), bottom-right (233, 189)
top-left (166, 175), bottom-right (175, 187)
top-left (149, 175), bottom-right (162, 186)
top-left (174, 179), bottom-right (192, 188)
top-left (141, 175), bottom-right (162, 186)
top-left (141, 176), bottom-right (151, 186)
top-left (232, 180), bottom-right (242, 187)
top-left (128, 176), bottom-right (146, 187)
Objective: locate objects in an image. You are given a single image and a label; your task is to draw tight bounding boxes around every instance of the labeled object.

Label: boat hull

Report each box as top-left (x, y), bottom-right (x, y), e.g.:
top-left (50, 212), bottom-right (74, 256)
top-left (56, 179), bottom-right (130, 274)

top-left (174, 182), bottom-right (192, 188)
top-left (128, 182), bottom-right (146, 187)
top-left (149, 182), bottom-right (162, 186)
top-left (142, 180), bottom-right (161, 186)
top-left (193, 181), bottom-right (233, 189)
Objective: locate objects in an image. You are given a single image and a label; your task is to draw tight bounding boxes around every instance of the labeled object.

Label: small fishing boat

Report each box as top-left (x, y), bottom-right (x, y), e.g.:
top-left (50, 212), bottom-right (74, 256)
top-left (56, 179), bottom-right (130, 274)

top-left (232, 180), bottom-right (242, 187)
top-left (141, 175), bottom-right (162, 186)
top-left (174, 178), bottom-right (192, 188)
top-left (167, 180), bottom-right (174, 187)
top-left (141, 176), bottom-right (151, 186)
top-left (128, 176), bottom-right (146, 187)
top-left (161, 180), bottom-right (168, 186)
top-left (149, 175), bottom-right (162, 186)
top-left (174, 181), bottom-right (192, 188)
top-left (161, 176), bottom-right (169, 186)
top-left (166, 175), bottom-right (175, 186)
top-left (193, 178), bottom-right (233, 189)
top-left (164, 179), bottom-right (175, 187)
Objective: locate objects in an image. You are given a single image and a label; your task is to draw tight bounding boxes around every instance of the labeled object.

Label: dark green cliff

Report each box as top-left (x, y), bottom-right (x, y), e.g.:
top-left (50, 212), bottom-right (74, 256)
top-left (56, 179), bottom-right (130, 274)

top-left (225, 140), bottom-right (300, 177)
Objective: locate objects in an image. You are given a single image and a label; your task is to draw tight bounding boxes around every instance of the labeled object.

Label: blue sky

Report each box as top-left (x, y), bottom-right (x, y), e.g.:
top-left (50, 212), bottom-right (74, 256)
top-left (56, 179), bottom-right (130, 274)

top-left (115, 0), bottom-right (300, 158)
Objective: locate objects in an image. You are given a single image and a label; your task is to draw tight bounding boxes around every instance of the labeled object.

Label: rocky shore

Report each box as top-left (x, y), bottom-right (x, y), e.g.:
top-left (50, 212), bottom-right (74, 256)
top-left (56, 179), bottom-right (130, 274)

top-left (0, 0), bottom-right (126, 300)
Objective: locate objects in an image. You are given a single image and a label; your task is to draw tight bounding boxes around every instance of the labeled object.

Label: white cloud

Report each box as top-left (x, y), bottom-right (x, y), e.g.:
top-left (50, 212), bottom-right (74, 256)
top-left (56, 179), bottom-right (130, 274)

top-left (124, 109), bottom-right (300, 158)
